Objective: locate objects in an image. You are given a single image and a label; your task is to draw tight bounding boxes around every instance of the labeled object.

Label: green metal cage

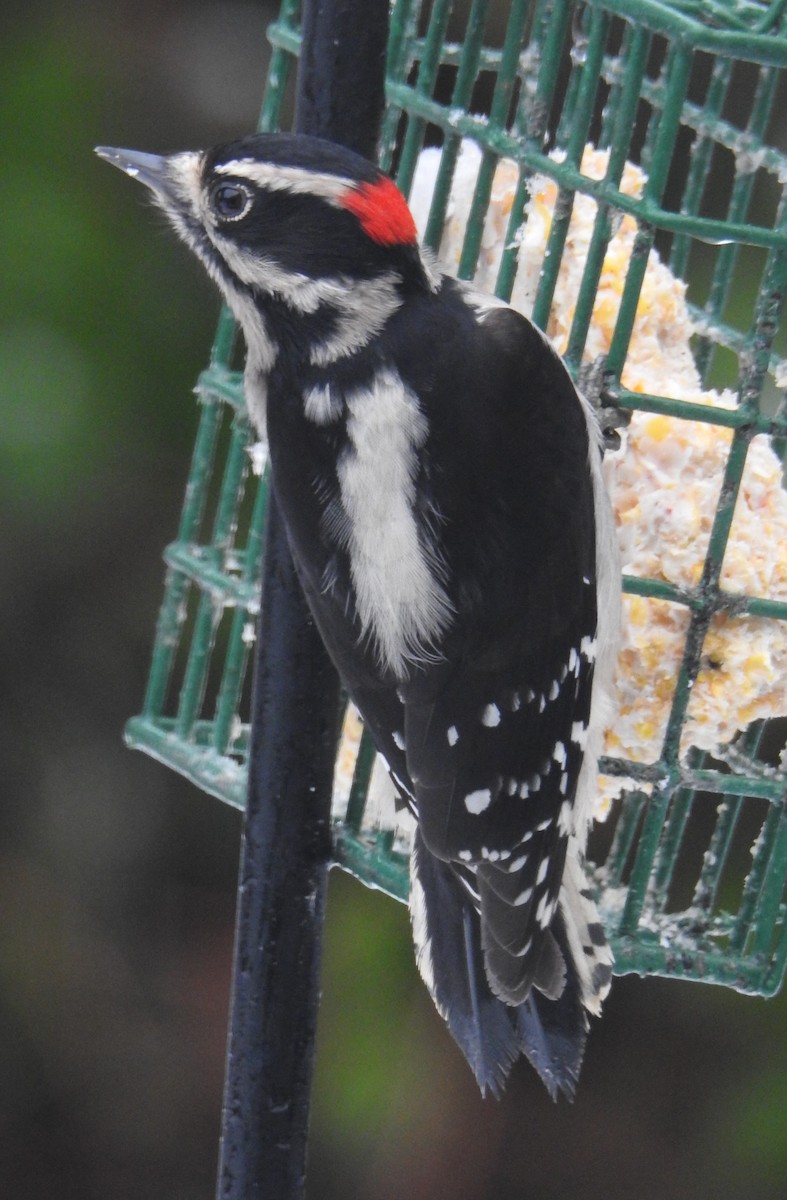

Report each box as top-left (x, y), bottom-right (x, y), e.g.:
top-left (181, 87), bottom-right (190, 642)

top-left (126, 0), bottom-right (787, 997)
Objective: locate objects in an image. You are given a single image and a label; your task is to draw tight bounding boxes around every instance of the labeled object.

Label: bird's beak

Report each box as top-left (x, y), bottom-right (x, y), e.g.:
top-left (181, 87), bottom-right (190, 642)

top-left (95, 146), bottom-right (175, 201)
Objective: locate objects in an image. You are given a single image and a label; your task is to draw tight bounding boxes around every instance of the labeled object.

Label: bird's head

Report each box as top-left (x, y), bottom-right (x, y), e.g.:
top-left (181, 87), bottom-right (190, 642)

top-left (95, 134), bottom-right (433, 311)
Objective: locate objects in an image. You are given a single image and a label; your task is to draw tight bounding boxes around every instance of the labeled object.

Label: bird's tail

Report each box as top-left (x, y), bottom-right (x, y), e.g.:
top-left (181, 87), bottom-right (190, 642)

top-left (409, 829), bottom-right (612, 1098)
top-left (410, 828), bottom-right (520, 1097)
top-left (557, 838), bottom-right (614, 1017)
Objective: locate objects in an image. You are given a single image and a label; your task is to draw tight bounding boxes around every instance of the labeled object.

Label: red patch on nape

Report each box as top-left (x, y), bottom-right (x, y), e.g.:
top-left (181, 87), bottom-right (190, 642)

top-left (341, 177), bottom-right (418, 246)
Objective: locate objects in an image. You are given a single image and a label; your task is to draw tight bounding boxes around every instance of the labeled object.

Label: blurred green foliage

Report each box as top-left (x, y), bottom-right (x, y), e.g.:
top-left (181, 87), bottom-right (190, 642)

top-left (0, 28), bottom-right (212, 521)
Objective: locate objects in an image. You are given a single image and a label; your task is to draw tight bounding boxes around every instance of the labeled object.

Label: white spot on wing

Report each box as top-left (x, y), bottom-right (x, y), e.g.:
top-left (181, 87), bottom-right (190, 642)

top-left (392, 731), bottom-right (405, 750)
top-left (553, 741), bottom-right (567, 768)
top-left (571, 720), bottom-right (589, 749)
top-left (464, 788), bottom-right (492, 815)
top-left (535, 892), bottom-right (555, 927)
top-left (513, 886), bottom-right (533, 906)
top-left (481, 703), bottom-right (501, 727)
top-left (537, 858), bottom-right (549, 885)
top-left (580, 634), bottom-right (598, 662)
top-left (447, 725), bottom-right (459, 746)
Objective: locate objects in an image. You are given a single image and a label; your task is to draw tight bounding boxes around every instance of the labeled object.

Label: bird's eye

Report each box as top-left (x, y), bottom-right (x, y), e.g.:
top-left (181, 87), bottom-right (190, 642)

top-left (211, 181), bottom-right (253, 222)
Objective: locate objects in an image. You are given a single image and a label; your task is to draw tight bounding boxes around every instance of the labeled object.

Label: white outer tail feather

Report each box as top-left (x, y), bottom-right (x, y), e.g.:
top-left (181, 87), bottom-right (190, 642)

top-left (559, 838), bottom-right (614, 1017)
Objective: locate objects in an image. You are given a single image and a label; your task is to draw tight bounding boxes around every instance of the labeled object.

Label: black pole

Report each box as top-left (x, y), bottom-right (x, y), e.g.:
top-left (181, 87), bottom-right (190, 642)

top-left (215, 3), bottom-right (390, 1198)
top-left (297, 0), bottom-right (389, 149)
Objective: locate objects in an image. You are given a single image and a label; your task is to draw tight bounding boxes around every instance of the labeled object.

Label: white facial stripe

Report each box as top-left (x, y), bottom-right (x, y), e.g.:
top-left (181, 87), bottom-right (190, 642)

top-left (145, 151), bottom-right (208, 253)
top-left (215, 159), bottom-right (352, 203)
top-left (167, 152), bottom-right (405, 368)
top-left (207, 235), bottom-right (403, 363)
top-left (167, 150), bottom-right (205, 211)
top-left (310, 273), bottom-right (401, 365)
top-left (210, 241), bottom-right (325, 305)
top-left (338, 368), bottom-right (453, 677)
top-left (215, 158), bottom-right (439, 292)
top-left (221, 284), bottom-right (277, 437)
top-left (139, 151), bottom-right (276, 439)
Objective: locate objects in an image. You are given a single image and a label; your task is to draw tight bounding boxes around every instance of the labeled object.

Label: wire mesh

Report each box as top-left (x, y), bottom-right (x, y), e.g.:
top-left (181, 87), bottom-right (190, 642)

top-left (126, 0), bottom-right (787, 996)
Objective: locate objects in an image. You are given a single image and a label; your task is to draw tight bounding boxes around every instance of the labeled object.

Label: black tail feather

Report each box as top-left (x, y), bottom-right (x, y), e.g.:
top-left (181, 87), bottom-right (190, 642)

top-left (410, 832), bottom-right (590, 1099)
top-left (410, 830), bottom-right (519, 1096)
top-left (514, 911), bottom-right (589, 1100)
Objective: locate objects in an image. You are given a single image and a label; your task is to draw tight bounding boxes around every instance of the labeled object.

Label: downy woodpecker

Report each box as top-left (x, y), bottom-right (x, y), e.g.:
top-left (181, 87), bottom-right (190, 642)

top-left (97, 134), bottom-right (619, 1098)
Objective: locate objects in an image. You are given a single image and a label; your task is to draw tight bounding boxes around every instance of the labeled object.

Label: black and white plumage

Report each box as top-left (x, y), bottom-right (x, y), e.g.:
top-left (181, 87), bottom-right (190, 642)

top-left (97, 133), bottom-right (619, 1098)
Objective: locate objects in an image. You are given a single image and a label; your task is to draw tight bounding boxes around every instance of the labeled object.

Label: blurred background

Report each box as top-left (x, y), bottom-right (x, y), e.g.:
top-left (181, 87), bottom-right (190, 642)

top-left (1, 1), bottom-right (786, 1197)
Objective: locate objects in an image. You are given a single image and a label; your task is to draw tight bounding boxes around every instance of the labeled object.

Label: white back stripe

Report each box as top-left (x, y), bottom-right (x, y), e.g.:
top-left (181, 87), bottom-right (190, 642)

top-left (338, 368), bottom-right (453, 676)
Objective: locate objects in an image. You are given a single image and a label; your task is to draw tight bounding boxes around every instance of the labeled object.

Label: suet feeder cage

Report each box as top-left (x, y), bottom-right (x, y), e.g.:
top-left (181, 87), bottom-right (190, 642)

top-left (127, 0), bottom-right (787, 998)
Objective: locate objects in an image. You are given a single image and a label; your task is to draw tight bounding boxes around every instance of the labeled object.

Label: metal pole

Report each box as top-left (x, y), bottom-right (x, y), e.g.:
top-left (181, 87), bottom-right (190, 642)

top-left (215, 3), bottom-right (390, 1197)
